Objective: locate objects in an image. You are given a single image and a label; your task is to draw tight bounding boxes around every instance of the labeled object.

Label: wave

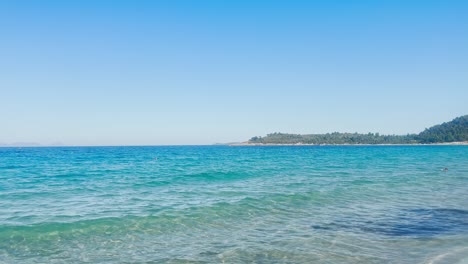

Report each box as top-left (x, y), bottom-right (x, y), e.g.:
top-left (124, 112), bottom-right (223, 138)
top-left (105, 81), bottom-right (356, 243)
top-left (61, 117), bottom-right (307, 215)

top-left (0, 190), bottom-right (323, 238)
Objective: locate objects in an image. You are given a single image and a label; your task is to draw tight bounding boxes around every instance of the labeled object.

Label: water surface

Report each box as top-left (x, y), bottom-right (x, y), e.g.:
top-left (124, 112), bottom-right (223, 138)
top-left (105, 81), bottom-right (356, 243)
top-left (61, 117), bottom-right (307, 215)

top-left (1, 146), bottom-right (467, 263)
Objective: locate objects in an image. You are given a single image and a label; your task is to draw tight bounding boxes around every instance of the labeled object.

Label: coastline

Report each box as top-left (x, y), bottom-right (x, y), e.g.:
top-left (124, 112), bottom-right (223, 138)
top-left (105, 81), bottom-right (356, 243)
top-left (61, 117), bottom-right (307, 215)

top-left (230, 142), bottom-right (468, 146)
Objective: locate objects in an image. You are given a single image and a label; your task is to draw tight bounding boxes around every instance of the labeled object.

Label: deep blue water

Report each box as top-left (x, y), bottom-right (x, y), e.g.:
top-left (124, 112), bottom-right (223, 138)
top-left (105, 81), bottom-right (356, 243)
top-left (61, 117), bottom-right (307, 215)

top-left (1, 146), bottom-right (468, 263)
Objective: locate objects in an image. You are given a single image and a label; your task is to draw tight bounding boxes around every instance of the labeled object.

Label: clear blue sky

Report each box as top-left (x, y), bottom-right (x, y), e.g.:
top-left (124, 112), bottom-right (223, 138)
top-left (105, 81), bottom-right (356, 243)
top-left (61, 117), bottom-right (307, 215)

top-left (1, 0), bottom-right (467, 145)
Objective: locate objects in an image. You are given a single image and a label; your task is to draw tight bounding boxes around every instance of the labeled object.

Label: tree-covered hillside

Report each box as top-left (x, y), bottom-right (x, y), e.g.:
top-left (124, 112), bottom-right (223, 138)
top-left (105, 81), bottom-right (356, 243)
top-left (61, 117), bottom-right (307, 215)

top-left (248, 115), bottom-right (468, 145)
top-left (416, 115), bottom-right (468, 143)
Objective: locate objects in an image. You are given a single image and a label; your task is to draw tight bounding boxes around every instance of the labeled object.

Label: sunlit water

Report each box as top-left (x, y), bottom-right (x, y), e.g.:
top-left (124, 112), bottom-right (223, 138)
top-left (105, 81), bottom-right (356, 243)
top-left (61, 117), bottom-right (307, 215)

top-left (1, 146), bottom-right (467, 263)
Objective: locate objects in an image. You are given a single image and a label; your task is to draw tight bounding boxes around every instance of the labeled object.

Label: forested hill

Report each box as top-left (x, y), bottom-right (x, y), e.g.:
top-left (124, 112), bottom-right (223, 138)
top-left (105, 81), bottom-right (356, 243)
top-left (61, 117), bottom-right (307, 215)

top-left (417, 115), bottom-right (468, 143)
top-left (247, 115), bottom-right (468, 145)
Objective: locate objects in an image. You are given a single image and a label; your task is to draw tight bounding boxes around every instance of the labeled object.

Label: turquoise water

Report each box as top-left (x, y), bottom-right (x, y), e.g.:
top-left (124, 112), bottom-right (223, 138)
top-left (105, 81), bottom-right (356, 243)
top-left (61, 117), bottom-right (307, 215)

top-left (1, 146), bottom-right (468, 263)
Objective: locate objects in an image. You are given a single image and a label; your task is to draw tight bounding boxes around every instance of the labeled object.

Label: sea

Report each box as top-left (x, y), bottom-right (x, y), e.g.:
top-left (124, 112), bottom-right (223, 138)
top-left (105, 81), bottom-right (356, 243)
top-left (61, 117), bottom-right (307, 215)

top-left (0, 146), bottom-right (467, 263)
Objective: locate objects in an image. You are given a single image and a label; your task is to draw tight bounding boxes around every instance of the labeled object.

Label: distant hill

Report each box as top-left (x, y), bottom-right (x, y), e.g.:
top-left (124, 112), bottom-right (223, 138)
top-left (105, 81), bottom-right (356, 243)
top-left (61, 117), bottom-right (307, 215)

top-left (416, 115), bottom-right (468, 143)
top-left (247, 115), bottom-right (468, 145)
top-left (0, 142), bottom-right (42, 147)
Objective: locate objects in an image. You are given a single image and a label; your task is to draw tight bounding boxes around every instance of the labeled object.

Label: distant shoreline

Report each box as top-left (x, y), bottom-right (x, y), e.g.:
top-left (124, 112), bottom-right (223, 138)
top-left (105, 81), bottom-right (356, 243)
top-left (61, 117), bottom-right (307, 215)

top-left (1, 142), bottom-right (467, 148)
top-left (230, 142), bottom-right (468, 146)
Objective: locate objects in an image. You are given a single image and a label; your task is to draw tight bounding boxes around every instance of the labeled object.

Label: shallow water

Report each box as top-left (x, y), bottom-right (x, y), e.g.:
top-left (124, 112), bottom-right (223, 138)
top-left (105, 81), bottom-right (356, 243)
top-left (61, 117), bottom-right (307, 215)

top-left (0, 146), bottom-right (467, 263)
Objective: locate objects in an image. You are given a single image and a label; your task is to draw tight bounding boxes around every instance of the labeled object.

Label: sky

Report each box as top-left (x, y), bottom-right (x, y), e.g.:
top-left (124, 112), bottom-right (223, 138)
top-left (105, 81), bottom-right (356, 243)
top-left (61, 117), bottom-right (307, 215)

top-left (0, 0), bottom-right (467, 145)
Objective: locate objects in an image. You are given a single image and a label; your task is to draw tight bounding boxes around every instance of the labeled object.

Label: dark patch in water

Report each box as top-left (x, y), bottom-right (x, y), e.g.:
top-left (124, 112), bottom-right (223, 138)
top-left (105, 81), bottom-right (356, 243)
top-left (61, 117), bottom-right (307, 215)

top-left (386, 209), bottom-right (468, 237)
top-left (312, 208), bottom-right (468, 237)
top-left (311, 225), bottom-right (333, 230)
top-left (0, 164), bottom-right (28, 169)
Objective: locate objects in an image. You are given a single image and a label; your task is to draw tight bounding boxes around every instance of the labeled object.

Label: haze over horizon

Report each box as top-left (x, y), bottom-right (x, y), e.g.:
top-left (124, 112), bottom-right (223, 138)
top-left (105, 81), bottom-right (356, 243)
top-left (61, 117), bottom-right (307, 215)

top-left (1, 1), bottom-right (467, 145)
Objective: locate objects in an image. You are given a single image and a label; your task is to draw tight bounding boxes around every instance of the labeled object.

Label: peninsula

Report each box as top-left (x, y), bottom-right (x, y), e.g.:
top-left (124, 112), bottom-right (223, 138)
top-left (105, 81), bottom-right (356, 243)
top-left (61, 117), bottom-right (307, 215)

top-left (241, 115), bottom-right (468, 145)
